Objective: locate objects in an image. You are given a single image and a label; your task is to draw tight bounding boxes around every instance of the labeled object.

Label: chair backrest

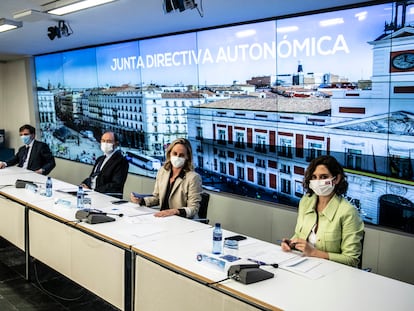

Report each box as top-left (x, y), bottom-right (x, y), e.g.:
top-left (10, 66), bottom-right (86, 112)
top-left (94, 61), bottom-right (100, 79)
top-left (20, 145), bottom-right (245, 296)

top-left (196, 192), bottom-right (210, 224)
top-left (357, 231), bottom-right (365, 269)
top-left (358, 230), bottom-right (371, 271)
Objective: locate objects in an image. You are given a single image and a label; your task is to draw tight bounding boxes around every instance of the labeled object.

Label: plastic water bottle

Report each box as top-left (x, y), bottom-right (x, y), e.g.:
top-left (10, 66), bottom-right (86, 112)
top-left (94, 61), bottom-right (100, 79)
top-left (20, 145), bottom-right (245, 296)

top-left (45, 177), bottom-right (53, 197)
top-left (77, 186), bottom-right (84, 209)
top-left (212, 223), bottom-right (223, 254)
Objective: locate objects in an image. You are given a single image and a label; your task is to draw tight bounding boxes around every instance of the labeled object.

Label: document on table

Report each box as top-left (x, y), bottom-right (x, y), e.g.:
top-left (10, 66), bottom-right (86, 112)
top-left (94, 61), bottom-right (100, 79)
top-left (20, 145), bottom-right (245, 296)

top-left (117, 203), bottom-right (156, 217)
top-left (125, 213), bottom-right (166, 224)
top-left (237, 239), bottom-right (341, 279)
top-left (237, 240), bottom-right (300, 265)
top-left (279, 256), bottom-right (342, 279)
top-left (282, 257), bottom-right (321, 273)
top-left (123, 213), bottom-right (168, 237)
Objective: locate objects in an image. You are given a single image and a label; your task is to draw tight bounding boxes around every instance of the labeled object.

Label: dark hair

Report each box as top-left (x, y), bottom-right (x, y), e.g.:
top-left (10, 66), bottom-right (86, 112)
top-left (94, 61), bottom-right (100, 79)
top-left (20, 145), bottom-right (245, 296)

top-left (19, 124), bottom-right (35, 135)
top-left (303, 155), bottom-right (348, 196)
top-left (164, 138), bottom-right (194, 171)
top-left (103, 131), bottom-right (118, 143)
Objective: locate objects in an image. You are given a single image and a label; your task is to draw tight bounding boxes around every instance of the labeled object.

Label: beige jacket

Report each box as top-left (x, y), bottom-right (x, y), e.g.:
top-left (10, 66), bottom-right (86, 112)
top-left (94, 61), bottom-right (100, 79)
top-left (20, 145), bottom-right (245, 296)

top-left (143, 167), bottom-right (202, 218)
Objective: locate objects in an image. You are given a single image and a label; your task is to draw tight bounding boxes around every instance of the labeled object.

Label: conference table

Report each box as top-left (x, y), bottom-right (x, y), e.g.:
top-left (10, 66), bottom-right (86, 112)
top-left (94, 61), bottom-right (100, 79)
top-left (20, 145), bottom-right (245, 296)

top-left (1, 167), bottom-right (413, 311)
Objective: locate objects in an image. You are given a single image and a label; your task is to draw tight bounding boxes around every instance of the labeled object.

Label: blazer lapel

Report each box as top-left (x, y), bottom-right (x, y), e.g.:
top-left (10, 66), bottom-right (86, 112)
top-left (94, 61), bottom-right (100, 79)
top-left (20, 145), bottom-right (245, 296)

top-left (99, 150), bottom-right (119, 173)
top-left (302, 195), bottom-right (318, 236)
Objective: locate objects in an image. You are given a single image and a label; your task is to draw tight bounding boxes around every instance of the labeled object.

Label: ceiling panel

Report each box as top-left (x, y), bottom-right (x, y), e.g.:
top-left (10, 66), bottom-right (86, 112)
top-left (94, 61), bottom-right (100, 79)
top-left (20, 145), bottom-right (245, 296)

top-left (0, 0), bottom-right (378, 61)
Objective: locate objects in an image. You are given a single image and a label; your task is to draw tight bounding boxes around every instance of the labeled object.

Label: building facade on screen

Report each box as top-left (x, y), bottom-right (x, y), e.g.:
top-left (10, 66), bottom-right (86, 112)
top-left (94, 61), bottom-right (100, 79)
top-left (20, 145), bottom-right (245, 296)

top-left (189, 17), bottom-right (414, 232)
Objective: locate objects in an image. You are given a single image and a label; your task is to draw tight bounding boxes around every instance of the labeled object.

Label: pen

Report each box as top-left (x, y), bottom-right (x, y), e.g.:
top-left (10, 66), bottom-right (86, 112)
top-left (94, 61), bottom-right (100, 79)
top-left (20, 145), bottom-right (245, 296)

top-left (247, 258), bottom-right (279, 268)
top-left (247, 258), bottom-right (266, 265)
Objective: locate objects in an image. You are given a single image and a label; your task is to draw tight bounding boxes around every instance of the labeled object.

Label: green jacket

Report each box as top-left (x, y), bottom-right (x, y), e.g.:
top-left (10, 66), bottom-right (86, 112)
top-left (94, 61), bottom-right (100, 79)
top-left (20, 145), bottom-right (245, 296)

top-left (292, 194), bottom-right (364, 267)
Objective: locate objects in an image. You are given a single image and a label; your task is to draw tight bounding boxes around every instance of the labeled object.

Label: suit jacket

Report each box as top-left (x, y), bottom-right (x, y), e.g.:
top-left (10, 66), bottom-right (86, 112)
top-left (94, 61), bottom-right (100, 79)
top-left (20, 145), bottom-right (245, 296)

top-left (6, 140), bottom-right (56, 175)
top-left (292, 194), bottom-right (364, 267)
top-left (143, 167), bottom-right (202, 218)
top-left (82, 150), bottom-right (129, 198)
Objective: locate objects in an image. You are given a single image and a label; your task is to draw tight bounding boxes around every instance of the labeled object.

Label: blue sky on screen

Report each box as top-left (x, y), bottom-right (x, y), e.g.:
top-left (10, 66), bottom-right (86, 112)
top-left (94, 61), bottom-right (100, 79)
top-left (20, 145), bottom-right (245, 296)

top-left (139, 32), bottom-right (198, 86)
top-left (196, 21), bottom-right (277, 86)
top-left (96, 41), bottom-right (141, 87)
top-left (275, 3), bottom-right (393, 81)
top-left (61, 48), bottom-right (98, 88)
top-left (35, 3), bottom-right (395, 89)
top-left (35, 53), bottom-right (64, 88)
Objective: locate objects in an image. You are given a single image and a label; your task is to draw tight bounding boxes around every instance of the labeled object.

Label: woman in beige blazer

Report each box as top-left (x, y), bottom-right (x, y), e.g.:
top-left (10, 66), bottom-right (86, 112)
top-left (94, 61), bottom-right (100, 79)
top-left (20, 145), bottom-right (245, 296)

top-left (130, 138), bottom-right (202, 218)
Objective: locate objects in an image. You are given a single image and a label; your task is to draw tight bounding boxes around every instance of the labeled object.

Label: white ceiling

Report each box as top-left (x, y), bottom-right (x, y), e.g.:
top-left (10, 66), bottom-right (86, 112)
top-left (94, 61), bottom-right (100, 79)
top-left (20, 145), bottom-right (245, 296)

top-left (0, 0), bottom-right (377, 62)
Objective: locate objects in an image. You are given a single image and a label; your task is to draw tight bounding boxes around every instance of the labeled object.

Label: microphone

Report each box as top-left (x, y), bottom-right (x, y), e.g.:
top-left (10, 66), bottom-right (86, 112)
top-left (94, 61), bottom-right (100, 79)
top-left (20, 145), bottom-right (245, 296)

top-left (99, 211), bottom-right (124, 217)
top-left (88, 211), bottom-right (123, 217)
top-left (75, 209), bottom-right (120, 224)
top-left (75, 209), bottom-right (123, 220)
top-left (15, 179), bottom-right (45, 188)
top-left (227, 264), bottom-right (274, 284)
top-left (15, 179), bottom-right (36, 188)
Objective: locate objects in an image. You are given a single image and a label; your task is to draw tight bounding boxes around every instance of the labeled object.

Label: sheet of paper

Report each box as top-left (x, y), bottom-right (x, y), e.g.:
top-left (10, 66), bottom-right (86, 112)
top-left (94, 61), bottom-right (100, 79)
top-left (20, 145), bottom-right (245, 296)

top-left (280, 257), bottom-right (342, 279)
top-left (117, 203), bottom-right (157, 217)
top-left (237, 240), bottom-right (300, 265)
top-left (283, 257), bottom-right (321, 273)
top-left (125, 213), bottom-right (166, 224)
top-left (131, 224), bottom-right (166, 238)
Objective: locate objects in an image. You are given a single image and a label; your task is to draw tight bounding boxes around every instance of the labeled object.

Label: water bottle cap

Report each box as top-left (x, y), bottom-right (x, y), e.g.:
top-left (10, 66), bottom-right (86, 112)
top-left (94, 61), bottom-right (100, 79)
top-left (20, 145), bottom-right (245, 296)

top-left (215, 223), bottom-right (221, 227)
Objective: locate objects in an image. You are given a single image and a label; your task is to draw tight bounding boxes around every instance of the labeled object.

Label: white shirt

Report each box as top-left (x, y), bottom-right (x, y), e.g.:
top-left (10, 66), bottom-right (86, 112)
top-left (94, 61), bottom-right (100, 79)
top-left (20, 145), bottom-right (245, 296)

top-left (22, 140), bottom-right (35, 170)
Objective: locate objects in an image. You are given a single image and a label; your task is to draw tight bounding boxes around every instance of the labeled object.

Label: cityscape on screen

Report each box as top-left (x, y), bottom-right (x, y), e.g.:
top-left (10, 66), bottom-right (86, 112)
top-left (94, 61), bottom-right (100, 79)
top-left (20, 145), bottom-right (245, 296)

top-left (35, 1), bottom-right (414, 234)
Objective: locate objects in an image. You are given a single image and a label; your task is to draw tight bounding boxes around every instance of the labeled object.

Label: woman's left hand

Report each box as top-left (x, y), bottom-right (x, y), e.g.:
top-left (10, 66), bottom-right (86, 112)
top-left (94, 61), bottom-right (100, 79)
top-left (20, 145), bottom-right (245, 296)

top-left (154, 209), bottom-right (179, 217)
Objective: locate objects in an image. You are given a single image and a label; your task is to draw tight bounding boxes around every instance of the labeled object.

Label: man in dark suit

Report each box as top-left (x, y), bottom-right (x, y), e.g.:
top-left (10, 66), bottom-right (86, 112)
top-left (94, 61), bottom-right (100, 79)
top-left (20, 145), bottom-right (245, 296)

top-left (0, 124), bottom-right (55, 175)
top-left (81, 131), bottom-right (129, 198)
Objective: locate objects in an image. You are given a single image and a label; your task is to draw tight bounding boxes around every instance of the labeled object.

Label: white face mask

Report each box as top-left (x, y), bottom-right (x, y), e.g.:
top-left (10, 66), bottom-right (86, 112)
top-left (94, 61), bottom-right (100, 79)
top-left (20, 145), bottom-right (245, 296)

top-left (170, 156), bottom-right (186, 168)
top-left (100, 142), bottom-right (113, 155)
top-left (309, 177), bottom-right (336, 196)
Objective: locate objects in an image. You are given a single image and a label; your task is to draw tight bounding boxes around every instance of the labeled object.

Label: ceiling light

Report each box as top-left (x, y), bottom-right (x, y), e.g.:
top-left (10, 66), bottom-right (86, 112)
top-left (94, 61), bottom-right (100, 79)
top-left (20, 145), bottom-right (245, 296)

top-left (0, 18), bottom-right (22, 33)
top-left (13, 9), bottom-right (50, 22)
top-left (43, 0), bottom-right (118, 16)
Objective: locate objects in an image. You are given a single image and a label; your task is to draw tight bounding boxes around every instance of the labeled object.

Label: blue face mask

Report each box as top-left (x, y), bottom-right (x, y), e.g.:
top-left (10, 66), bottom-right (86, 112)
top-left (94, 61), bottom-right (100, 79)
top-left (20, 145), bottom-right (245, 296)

top-left (20, 134), bottom-right (32, 145)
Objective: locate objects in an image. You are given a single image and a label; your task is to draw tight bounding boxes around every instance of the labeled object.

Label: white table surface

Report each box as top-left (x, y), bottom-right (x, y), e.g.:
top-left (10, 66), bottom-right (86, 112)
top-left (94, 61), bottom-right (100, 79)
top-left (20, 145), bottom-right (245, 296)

top-left (132, 227), bottom-right (414, 311)
top-left (2, 167), bottom-right (414, 311)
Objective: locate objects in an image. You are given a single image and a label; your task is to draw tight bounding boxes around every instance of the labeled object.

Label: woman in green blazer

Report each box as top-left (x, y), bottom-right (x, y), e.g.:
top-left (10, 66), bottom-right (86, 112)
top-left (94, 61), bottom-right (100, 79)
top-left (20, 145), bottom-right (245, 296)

top-left (281, 155), bottom-right (364, 267)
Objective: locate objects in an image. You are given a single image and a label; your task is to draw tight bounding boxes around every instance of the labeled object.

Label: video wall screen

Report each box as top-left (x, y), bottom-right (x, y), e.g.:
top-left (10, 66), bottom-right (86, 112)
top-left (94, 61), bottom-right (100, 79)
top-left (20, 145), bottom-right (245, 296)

top-left (35, 1), bottom-right (414, 234)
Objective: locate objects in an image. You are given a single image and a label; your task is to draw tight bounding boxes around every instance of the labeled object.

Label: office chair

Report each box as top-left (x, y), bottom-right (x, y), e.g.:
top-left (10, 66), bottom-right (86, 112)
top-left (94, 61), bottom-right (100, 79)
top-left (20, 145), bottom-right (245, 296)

top-left (193, 192), bottom-right (210, 224)
top-left (358, 230), bottom-right (372, 272)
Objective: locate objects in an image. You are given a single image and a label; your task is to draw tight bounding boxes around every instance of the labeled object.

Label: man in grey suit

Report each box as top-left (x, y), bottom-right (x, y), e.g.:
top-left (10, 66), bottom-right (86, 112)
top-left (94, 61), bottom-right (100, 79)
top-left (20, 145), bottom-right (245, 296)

top-left (0, 124), bottom-right (56, 175)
